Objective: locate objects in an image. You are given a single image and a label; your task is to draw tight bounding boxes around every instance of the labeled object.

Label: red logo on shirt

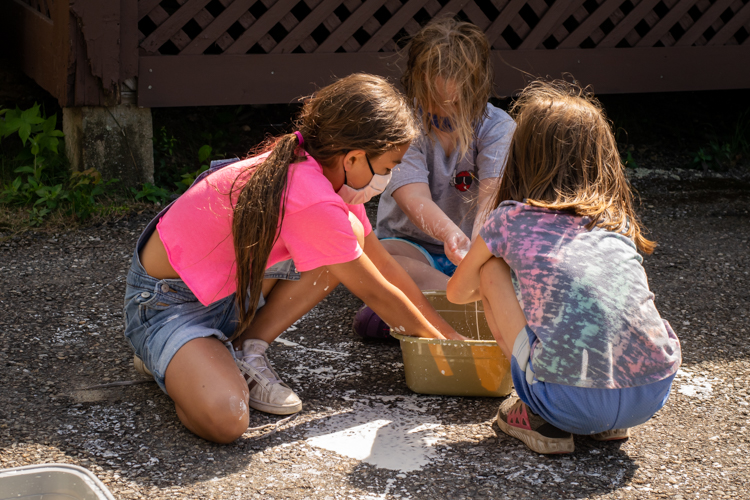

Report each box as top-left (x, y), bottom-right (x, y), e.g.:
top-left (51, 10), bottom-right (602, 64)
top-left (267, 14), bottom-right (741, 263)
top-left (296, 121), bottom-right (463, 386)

top-left (452, 171), bottom-right (473, 192)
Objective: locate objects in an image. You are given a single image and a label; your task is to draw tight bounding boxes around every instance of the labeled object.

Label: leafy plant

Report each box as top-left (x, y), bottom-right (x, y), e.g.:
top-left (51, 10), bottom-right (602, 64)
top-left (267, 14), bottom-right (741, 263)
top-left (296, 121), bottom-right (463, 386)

top-left (153, 125), bottom-right (178, 160)
top-left (131, 182), bottom-right (171, 205)
top-left (0, 104), bottom-right (63, 155)
top-left (67, 168), bottom-right (118, 220)
top-left (692, 147), bottom-right (713, 170)
top-left (33, 182), bottom-right (65, 210)
top-left (176, 144), bottom-right (212, 193)
top-left (27, 206), bottom-right (50, 227)
top-left (0, 104), bottom-right (119, 224)
top-left (711, 141), bottom-right (734, 168)
top-left (622, 150), bottom-right (638, 169)
top-left (692, 111), bottom-right (750, 171)
top-left (0, 104), bottom-right (66, 215)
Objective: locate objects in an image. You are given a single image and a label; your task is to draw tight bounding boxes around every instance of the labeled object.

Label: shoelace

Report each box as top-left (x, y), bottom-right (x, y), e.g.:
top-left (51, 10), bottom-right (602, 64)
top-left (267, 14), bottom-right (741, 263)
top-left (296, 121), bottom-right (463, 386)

top-left (240, 352), bottom-right (282, 384)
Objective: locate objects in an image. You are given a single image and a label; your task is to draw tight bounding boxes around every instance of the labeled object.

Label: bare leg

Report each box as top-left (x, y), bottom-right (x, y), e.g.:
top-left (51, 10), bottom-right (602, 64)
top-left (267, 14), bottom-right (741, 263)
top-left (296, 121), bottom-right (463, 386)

top-left (163, 270), bottom-right (337, 443)
top-left (164, 214), bottom-right (365, 441)
top-left (235, 267), bottom-right (340, 346)
top-left (165, 337), bottom-right (250, 443)
top-left (381, 239), bottom-right (449, 290)
top-left (478, 257), bottom-right (527, 361)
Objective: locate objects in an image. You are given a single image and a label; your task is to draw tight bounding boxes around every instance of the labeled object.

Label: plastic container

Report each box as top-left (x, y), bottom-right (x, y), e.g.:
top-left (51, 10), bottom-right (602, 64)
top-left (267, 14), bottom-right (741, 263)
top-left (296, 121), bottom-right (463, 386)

top-left (0, 463), bottom-right (115, 500)
top-left (391, 291), bottom-right (513, 397)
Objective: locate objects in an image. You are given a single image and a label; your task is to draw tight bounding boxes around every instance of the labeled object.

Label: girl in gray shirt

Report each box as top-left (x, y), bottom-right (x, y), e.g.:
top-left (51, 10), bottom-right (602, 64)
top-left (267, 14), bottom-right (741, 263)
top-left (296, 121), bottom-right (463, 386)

top-left (354, 18), bottom-right (515, 338)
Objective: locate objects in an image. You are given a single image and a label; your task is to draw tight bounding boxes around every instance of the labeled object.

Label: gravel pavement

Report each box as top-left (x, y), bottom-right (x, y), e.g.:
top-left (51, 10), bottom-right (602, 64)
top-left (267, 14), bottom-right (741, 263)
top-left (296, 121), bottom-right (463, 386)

top-left (1, 170), bottom-right (748, 500)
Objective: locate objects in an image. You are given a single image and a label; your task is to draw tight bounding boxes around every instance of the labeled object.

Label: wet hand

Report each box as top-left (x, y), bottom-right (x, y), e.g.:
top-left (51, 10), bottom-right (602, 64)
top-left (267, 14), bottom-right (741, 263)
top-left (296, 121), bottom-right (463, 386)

top-left (443, 330), bottom-right (469, 341)
top-left (444, 232), bottom-right (471, 266)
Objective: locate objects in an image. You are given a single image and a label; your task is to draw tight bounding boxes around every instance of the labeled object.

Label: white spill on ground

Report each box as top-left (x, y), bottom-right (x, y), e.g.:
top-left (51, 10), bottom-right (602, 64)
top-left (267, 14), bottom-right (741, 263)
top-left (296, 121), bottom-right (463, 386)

top-left (305, 398), bottom-right (441, 472)
top-left (674, 367), bottom-right (717, 398)
top-left (276, 306), bottom-right (443, 473)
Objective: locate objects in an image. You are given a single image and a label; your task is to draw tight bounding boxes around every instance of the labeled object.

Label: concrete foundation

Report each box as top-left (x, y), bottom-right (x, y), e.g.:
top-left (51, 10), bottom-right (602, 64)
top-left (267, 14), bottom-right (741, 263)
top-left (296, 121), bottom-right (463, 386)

top-left (63, 105), bottom-right (154, 187)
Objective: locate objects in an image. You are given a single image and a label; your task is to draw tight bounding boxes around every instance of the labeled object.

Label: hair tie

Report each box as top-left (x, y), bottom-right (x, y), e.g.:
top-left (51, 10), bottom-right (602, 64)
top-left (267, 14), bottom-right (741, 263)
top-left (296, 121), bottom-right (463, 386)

top-left (294, 131), bottom-right (304, 145)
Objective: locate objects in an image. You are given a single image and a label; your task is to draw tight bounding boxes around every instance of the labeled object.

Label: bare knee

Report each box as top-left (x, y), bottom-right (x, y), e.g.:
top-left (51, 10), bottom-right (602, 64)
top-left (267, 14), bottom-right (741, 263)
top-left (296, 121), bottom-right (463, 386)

top-left (176, 390), bottom-right (250, 444)
top-left (348, 212), bottom-right (365, 249)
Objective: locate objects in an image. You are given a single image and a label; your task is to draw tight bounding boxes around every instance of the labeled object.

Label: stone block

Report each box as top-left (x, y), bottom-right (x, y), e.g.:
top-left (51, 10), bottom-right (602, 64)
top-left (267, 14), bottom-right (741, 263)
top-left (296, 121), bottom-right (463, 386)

top-left (63, 105), bottom-right (154, 187)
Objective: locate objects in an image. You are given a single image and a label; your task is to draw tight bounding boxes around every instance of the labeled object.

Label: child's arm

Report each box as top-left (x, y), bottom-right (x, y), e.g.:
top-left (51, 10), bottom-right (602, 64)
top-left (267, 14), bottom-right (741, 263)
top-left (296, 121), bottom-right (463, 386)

top-left (471, 177), bottom-right (500, 241)
top-left (361, 233), bottom-right (466, 340)
top-left (392, 183), bottom-right (471, 264)
top-left (446, 235), bottom-right (495, 304)
top-left (326, 236), bottom-right (462, 340)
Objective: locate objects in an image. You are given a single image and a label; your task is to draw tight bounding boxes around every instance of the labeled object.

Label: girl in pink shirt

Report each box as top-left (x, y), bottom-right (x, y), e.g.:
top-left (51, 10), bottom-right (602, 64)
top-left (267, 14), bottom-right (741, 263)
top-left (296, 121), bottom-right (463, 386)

top-left (123, 74), bottom-right (461, 444)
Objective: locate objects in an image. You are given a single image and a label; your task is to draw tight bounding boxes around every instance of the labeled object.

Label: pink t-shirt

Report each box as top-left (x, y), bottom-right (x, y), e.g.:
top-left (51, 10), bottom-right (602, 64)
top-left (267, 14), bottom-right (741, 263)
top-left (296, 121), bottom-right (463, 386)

top-left (157, 153), bottom-right (372, 305)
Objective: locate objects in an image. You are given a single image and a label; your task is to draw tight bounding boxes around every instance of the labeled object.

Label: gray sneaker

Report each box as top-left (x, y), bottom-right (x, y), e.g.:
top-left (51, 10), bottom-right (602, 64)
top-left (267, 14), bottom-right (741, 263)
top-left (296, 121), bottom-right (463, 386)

top-left (234, 339), bottom-right (302, 415)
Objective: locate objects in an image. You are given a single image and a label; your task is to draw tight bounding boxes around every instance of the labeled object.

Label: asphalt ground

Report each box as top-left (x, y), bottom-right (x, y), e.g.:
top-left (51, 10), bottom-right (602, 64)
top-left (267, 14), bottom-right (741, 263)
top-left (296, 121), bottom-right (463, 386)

top-left (0, 170), bottom-right (749, 499)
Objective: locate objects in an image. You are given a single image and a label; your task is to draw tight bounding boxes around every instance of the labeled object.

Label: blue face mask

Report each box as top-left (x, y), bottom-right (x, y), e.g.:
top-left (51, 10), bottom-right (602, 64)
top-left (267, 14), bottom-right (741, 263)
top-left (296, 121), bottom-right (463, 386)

top-left (429, 113), bottom-right (454, 133)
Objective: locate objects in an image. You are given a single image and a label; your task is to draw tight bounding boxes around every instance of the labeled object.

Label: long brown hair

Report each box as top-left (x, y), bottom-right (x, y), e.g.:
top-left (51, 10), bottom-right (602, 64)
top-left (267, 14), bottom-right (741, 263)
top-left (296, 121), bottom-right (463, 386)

top-left (230, 73), bottom-right (419, 339)
top-left (400, 17), bottom-right (494, 158)
top-left (493, 80), bottom-right (655, 254)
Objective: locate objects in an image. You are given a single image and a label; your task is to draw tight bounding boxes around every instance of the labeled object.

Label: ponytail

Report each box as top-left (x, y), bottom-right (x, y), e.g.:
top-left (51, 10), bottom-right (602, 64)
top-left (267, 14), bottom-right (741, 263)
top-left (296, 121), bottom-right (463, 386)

top-left (230, 133), bottom-right (303, 340)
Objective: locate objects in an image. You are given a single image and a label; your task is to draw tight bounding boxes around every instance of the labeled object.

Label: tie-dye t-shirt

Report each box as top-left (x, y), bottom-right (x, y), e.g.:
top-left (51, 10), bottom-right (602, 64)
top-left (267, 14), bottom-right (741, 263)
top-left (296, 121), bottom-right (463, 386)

top-left (480, 201), bottom-right (681, 389)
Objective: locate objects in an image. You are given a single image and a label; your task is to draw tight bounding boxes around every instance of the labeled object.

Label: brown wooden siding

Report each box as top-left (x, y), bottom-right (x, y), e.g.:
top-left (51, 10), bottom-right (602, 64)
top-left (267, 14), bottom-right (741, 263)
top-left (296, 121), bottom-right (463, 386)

top-left (3, 0), bottom-right (750, 107)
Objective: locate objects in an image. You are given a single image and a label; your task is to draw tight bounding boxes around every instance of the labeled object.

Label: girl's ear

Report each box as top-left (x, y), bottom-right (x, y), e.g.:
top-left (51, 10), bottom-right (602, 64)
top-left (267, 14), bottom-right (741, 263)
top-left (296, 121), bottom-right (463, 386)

top-left (342, 150), bottom-right (366, 172)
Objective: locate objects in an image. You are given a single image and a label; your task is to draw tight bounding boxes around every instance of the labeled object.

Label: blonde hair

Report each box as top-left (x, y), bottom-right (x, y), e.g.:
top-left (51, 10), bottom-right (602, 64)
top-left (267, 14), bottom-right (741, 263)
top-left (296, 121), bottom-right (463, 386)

top-left (400, 18), bottom-right (494, 158)
top-left (492, 80), bottom-right (655, 254)
top-left (230, 74), bottom-right (419, 340)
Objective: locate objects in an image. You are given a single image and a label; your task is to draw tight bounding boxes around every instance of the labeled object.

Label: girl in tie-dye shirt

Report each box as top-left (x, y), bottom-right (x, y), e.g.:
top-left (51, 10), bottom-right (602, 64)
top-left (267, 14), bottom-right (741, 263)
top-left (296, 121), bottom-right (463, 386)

top-left (447, 80), bottom-right (681, 455)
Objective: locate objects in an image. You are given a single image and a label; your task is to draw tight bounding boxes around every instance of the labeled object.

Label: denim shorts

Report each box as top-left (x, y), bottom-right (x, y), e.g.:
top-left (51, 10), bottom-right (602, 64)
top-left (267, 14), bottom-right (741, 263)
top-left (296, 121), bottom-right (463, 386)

top-left (380, 237), bottom-right (457, 276)
top-left (510, 326), bottom-right (676, 435)
top-left (123, 202), bottom-right (299, 394)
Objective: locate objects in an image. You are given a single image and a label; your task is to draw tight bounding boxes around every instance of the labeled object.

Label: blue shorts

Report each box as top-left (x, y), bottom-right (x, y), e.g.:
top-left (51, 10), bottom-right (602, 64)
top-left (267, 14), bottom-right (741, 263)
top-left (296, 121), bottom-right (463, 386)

top-left (510, 326), bottom-right (676, 435)
top-left (123, 205), bottom-right (299, 394)
top-left (381, 237), bottom-right (457, 276)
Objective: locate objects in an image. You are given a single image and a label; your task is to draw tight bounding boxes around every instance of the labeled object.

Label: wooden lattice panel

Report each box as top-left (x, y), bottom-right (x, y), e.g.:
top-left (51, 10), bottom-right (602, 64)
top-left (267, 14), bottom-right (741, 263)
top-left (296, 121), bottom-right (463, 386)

top-left (137, 0), bottom-right (750, 55)
top-left (19, 0), bottom-right (53, 19)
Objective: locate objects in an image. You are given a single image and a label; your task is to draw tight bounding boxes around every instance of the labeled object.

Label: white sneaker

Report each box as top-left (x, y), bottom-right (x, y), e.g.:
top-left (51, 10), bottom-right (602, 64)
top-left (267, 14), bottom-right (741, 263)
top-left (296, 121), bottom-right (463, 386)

top-left (133, 354), bottom-right (153, 378)
top-left (234, 339), bottom-right (302, 415)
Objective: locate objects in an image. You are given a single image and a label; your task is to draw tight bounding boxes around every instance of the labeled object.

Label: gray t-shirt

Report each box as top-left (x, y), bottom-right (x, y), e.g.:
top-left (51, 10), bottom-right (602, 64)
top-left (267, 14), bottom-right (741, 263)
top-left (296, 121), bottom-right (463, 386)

top-left (376, 103), bottom-right (515, 254)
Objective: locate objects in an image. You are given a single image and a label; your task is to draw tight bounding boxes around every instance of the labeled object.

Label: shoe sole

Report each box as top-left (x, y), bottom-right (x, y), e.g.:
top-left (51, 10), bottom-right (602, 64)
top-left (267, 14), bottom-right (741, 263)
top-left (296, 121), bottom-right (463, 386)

top-left (590, 429), bottom-right (630, 441)
top-left (248, 398), bottom-right (302, 415)
top-left (496, 415), bottom-right (574, 454)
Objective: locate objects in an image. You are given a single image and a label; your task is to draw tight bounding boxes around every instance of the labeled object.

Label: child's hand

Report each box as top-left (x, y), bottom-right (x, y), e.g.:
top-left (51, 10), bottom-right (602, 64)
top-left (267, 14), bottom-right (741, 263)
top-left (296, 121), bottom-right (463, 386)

top-left (444, 232), bottom-right (471, 265)
top-left (443, 330), bottom-right (469, 341)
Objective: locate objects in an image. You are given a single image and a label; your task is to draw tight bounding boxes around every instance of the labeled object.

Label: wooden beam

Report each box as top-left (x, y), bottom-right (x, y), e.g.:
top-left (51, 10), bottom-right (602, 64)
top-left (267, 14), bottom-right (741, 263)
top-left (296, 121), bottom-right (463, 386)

top-left (138, 0), bottom-right (163, 20)
top-left (121, 0), bottom-right (140, 80)
top-left (0, 0), bottom-right (73, 105)
top-left (137, 45), bottom-right (750, 106)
